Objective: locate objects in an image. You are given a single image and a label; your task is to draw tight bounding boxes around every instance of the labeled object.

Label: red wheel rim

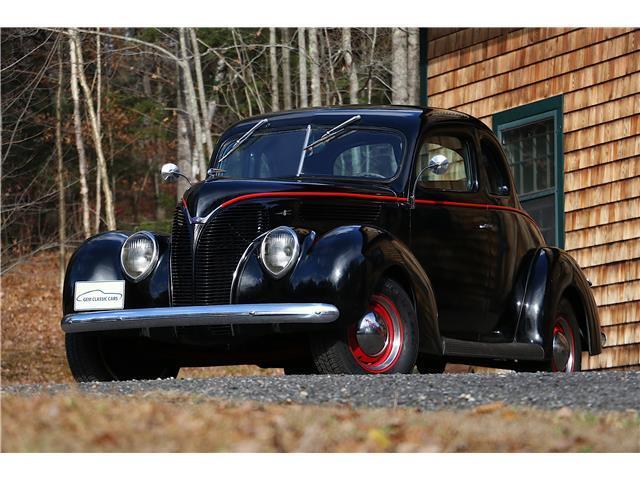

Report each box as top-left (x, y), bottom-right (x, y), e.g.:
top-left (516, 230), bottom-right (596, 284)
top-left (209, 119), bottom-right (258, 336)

top-left (348, 294), bottom-right (404, 373)
top-left (551, 315), bottom-right (575, 372)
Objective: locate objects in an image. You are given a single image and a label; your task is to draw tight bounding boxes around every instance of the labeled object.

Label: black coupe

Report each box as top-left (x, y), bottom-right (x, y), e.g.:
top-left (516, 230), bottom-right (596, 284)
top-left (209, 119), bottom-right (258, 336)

top-left (61, 106), bottom-right (603, 379)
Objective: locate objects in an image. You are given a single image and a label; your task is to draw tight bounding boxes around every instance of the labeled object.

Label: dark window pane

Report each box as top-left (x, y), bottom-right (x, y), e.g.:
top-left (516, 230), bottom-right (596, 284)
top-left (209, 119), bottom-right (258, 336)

top-left (502, 118), bottom-right (555, 196)
top-left (522, 194), bottom-right (556, 245)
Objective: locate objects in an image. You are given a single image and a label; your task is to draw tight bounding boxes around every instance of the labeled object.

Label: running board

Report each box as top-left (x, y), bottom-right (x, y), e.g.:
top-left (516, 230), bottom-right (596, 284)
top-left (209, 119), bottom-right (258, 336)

top-left (442, 337), bottom-right (544, 361)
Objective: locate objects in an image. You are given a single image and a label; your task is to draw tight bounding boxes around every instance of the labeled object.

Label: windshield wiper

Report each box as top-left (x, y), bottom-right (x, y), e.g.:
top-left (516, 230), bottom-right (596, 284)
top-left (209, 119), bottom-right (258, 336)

top-left (216, 118), bottom-right (269, 167)
top-left (303, 114), bottom-right (361, 154)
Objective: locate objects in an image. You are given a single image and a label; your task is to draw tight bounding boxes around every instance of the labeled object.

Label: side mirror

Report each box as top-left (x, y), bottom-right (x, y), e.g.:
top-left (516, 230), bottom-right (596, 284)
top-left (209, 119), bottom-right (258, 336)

top-left (427, 154), bottom-right (450, 175)
top-left (161, 163), bottom-right (191, 185)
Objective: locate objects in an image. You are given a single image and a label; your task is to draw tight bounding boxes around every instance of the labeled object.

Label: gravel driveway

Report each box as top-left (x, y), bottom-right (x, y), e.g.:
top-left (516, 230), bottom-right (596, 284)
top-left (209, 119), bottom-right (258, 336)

top-left (5, 371), bottom-right (639, 411)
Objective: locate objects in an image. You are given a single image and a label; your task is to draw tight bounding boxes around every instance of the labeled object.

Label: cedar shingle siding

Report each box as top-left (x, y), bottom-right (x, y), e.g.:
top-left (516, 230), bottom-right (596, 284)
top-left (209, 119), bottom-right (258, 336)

top-left (427, 28), bottom-right (640, 369)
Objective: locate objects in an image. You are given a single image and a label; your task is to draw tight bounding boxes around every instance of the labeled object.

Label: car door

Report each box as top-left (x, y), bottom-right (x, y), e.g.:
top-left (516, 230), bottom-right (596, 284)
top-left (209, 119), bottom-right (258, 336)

top-left (477, 134), bottom-right (541, 342)
top-left (410, 127), bottom-right (492, 341)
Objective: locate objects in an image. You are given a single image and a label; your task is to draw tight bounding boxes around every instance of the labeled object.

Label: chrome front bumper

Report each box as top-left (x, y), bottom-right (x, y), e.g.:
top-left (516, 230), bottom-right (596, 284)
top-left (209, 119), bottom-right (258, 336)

top-left (61, 303), bottom-right (340, 334)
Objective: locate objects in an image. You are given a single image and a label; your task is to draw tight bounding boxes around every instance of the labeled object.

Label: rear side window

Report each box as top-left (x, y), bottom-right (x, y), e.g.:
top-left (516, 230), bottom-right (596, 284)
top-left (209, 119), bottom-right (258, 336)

top-left (416, 134), bottom-right (473, 191)
top-left (480, 139), bottom-right (511, 196)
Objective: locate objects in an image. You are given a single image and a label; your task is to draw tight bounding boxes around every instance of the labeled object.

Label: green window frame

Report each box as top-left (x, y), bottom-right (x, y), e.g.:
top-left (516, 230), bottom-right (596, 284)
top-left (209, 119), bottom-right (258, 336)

top-left (492, 95), bottom-right (564, 248)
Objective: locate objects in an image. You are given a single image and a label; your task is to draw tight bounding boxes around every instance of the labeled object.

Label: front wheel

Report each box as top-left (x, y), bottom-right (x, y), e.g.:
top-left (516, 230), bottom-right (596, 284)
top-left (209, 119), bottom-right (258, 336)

top-left (65, 333), bottom-right (180, 382)
top-left (310, 278), bottom-right (418, 374)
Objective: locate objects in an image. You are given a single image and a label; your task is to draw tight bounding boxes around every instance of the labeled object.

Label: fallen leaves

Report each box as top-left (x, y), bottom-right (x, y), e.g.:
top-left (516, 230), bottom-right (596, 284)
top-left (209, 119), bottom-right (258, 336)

top-left (2, 392), bottom-right (639, 453)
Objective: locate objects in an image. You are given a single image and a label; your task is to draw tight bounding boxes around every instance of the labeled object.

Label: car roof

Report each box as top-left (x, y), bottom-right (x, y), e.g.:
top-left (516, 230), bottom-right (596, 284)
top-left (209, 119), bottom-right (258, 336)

top-left (225, 105), bottom-right (481, 131)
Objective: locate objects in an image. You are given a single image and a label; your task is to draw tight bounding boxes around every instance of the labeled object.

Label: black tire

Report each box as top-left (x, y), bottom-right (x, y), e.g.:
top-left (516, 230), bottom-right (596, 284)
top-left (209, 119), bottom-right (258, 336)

top-left (65, 333), bottom-right (180, 382)
top-left (416, 354), bottom-right (447, 374)
top-left (310, 278), bottom-right (419, 374)
top-left (516, 298), bottom-right (582, 373)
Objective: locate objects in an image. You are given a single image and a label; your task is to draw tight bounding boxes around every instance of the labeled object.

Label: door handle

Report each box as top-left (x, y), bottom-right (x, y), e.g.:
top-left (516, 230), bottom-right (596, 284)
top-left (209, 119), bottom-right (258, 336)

top-left (478, 223), bottom-right (496, 231)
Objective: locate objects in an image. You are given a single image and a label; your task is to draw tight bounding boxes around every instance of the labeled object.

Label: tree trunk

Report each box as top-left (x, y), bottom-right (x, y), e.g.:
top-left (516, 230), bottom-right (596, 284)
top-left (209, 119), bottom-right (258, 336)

top-left (69, 28), bottom-right (116, 230)
top-left (391, 28), bottom-right (408, 104)
top-left (94, 29), bottom-right (102, 233)
top-left (308, 28), bottom-right (321, 107)
top-left (342, 28), bottom-right (358, 104)
top-left (179, 28), bottom-right (207, 180)
top-left (67, 31), bottom-right (91, 239)
top-left (407, 28), bottom-right (419, 106)
top-left (297, 27), bottom-right (308, 108)
top-left (56, 39), bottom-right (66, 291)
top-left (269, 27), bottom-right (279, 112)
top-left (281, 28), bottom-right (292, 110)
top-left (189, 28), bottom-right (214, 159)
top-left (367, 27), bottom-right (377, 104)
top-left (176, 61), bottom-right (191, 201)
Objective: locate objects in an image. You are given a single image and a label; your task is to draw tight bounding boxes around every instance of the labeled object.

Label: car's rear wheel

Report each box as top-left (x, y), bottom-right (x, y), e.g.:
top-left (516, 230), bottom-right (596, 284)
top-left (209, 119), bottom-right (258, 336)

top-left (547, 299), bottom-right (582, 372)
top-left (310, 278), bottom-right (418, 374)
top-left (65, 333), bottom-right (180, 382)
top-left (517, 299), bottom-right (582, 373)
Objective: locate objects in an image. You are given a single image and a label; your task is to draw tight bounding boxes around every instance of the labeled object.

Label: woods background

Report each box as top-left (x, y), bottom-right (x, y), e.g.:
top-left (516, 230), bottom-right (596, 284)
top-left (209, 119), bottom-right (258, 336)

top-left (1, 27), bottom-right (421, 283)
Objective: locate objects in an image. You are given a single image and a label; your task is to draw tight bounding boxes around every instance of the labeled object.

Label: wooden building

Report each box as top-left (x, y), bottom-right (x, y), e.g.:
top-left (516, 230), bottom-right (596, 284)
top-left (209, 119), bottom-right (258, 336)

top-left (422, 28), bottom-right (639, 369)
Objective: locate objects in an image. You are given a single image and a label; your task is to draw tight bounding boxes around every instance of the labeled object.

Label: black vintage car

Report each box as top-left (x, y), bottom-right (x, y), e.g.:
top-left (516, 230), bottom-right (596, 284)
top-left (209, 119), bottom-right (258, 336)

top-left (62, 106), bottom-right (603, 380)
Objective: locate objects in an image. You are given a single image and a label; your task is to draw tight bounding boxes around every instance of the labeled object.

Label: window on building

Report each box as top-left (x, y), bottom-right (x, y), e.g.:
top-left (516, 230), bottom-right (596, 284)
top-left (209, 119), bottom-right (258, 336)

top-left (493, 96), bottom-right (564, 247)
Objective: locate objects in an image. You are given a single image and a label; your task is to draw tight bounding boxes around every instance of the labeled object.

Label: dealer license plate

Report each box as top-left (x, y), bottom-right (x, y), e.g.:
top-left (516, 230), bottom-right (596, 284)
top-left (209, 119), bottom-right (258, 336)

top-left (74, 281), bottom-right (125, 311)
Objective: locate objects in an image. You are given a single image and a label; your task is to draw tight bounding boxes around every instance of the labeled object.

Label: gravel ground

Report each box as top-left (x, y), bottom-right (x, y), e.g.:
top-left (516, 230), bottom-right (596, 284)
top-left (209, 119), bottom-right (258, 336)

top-left (4, 371), bottom-right (639, 411)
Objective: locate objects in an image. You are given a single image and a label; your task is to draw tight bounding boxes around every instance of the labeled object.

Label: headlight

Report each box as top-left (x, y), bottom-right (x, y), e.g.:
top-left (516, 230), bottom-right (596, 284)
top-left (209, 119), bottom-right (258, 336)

top-left (259, 227), bottom-right (300, 278)
top-left (120, 231), bottom-right (159, 282)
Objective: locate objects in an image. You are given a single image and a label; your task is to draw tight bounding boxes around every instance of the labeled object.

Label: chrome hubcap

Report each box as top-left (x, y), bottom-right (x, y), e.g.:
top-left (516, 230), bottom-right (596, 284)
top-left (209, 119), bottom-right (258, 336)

top-left (552, 317), bottom-right (574, 372)
top-left (355, 311), bottom-right (389, 357)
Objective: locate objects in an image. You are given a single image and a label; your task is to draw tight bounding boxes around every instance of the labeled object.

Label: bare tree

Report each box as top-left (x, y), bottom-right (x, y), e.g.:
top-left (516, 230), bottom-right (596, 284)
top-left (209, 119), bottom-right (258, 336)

top-left (190, 28), bottom-right (214, 158)
top-left (69, 28), bottom-right (116, 230)
top-left (391, 27), bottom-right (408, 104)
top-left (342, 28), bottom-right (358, 104)
top-left (68, 30), bottom-right (91, 238)
top-left (281, 28), bottom-right (292, 110)
top-left (179, 28), bottom-right (207, 180)
top-left (308, 28), bottom-right (321, 107)
top-left (297, 27), bottom-right (308, 108)
top-left (94, 29), bottom-right (102, 234)
top-left (55, 38), bottom-right (66, 290)
top-left (407, 28), bottom-right (419, 105)
top-left (269, 28), bottom-right (280, 112)
top-left (367, 27), bottom-right (377, 104)
top-left (176, 62), bottom-right (192, 201)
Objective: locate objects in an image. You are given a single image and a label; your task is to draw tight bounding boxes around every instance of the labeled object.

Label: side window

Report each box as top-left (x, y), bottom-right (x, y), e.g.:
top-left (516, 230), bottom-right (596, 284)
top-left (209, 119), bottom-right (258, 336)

top-left (480, 139), bottom-right (511, 196)
top-left (416, 134), bottom-right (472, 191)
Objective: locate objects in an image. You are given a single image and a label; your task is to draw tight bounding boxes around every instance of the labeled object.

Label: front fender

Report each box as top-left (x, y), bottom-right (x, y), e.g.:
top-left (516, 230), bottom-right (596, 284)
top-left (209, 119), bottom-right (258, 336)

top-left (62, 231), bottom-right (171, 315)
top-left (233, 225), bottom-right (441, 354)
top-left (515, 247), bottom-right (602, 356)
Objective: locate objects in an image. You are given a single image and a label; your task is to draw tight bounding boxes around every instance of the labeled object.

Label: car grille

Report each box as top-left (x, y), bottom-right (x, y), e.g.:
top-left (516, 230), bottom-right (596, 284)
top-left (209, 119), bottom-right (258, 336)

top-left (170, 205), bottom-right (194, 306)
top-left (170, 203), bottom-right (269, 306)
top-left (170, 198), bottom-right (384, 306)
top-left (194, 204), bottom-right (269, 305)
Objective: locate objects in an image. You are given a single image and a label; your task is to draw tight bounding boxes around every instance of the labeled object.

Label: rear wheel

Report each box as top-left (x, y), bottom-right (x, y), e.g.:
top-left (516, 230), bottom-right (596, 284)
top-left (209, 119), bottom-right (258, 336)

top-left (548, 300), bottom-right (582, 372)
top-left (65, 333), bottom-right (180, 382)
top-left (310, 278), bottom-right (418, 374)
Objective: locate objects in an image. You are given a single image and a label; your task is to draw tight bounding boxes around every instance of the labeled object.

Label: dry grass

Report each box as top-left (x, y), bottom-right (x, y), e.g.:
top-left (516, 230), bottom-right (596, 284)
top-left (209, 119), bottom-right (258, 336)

top-left (2, 391), bottom-right (638, 452)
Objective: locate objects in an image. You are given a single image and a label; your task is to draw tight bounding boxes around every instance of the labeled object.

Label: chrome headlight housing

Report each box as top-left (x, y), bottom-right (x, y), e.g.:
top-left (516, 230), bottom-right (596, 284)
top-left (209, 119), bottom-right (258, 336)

top-left (120, 231), bottom-right (159, 282)
top-left (259, 227), bottom-right (300, 279)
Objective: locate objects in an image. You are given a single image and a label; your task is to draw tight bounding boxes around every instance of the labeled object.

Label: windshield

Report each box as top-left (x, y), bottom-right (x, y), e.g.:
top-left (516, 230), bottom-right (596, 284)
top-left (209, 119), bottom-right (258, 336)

top-left (213, 127), bottom-right (404, 180)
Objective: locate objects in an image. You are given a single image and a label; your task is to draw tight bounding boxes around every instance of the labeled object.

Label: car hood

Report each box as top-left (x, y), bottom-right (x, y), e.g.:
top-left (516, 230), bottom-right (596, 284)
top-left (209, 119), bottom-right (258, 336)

top-left (182, 178), bottom-right (399, 219)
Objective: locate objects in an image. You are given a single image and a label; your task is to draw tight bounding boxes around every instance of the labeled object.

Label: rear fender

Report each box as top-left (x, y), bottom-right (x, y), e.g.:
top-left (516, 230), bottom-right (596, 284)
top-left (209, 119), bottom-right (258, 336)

top-left (514, 247), bottom-right (602, 356)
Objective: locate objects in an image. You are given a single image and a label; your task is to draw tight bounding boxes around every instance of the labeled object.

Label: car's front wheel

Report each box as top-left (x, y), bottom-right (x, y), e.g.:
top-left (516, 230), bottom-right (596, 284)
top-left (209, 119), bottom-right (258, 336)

top-left (310, 278), bottom-right (418, 374)
top-left (65, 333), bottom-right (180, 382)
